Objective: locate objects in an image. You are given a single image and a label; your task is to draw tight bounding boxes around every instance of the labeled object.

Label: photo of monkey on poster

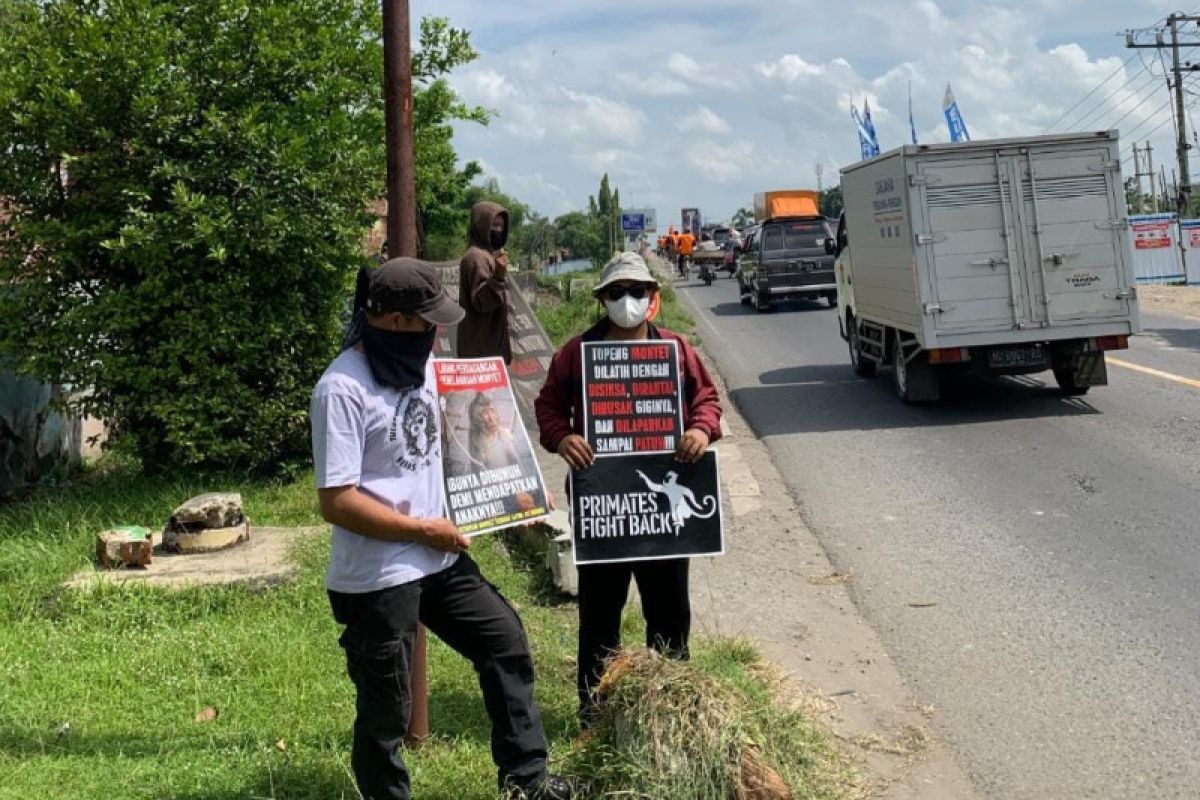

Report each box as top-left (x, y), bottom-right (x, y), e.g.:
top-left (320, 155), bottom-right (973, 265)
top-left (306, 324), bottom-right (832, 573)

top-left (436, 358), bottom-right (551, 535)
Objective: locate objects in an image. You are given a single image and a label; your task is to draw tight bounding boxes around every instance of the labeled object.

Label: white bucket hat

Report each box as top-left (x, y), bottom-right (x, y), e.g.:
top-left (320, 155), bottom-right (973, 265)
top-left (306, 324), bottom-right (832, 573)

top-left (593, 252), bottom-right (659, 296)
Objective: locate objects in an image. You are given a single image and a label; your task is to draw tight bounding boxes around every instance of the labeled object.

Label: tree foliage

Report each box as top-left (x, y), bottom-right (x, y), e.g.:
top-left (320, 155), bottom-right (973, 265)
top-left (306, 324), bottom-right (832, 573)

top-left (731, 207), bottom-right (754, 229)
top-left (412, 17), bottom-right (488, 260)
top-left (555, 173), bottom-right (622, 265)
top-left (0, 1), bottom-right (478, 471)
top-left (819, 186), bottom-right (843, 218)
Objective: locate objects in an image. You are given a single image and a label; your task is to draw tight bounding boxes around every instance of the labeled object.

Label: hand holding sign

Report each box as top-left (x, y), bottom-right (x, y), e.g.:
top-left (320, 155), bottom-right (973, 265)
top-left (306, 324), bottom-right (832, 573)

top-left (558, 433), bottom-right (595, 470)
top-left (675, 428), bottom-right (710, 464)
top-left (422, 518), bottom-right (471, 553)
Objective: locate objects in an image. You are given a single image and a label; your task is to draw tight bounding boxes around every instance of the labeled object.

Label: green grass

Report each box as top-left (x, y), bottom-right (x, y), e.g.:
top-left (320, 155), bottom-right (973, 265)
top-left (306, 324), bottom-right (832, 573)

top-left (0, 459), bottom-right (849, 799)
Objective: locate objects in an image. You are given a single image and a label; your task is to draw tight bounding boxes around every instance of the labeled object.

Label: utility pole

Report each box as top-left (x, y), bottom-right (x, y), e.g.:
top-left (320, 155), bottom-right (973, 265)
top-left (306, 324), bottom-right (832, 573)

top-left (1145, 142), bottom-right (1159, 212)
top-left (381, 0), bottom-right (428, 745)
top-left (1132, 142), bottom-right (1144, 211)
top-left (1169, 15), bottom-right (1189, 214)
top-left (815, 162), bottom-right (824, 195)
top-left (382, 0), bottom-right (418, 258)
top-left (1126, 14), bottom-right (1200, 214)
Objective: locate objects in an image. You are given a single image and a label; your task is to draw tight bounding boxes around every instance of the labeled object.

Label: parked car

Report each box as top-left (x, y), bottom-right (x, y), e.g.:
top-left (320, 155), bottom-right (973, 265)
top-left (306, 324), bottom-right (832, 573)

top-left (736, 217), bottom-right (837, 312)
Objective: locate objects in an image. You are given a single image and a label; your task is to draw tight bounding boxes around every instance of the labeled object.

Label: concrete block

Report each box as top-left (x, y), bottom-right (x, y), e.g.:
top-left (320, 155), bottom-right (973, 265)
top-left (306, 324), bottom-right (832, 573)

top-left (96, 527), bottom-right (153, 569)
top-left (538, 508), bottom-right (578, 596)
top-left (547, 532), bottom-right (578, 596)
top-left (173, 520), bottom-right (250, 554)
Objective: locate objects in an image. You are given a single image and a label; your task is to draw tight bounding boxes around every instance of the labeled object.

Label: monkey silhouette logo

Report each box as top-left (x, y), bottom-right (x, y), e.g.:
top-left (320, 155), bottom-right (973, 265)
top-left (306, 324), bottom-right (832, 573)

top-left (636, 469), bottom-right (717, 534)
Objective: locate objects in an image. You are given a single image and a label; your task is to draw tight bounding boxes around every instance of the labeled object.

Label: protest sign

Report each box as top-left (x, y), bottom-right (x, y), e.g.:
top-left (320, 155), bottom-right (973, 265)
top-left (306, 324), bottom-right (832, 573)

top-left (435, 358), bottom-right (551, 535)
top-left (570, 451), bottom-right (723, 565)
top-left (581, 340), bottom-right (683, 455)
top-left (432, 264), bottom-right (555, 434)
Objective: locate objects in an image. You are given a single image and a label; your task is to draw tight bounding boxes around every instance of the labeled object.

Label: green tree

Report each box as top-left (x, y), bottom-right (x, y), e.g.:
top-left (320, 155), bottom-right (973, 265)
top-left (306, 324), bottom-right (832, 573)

top-left (731, 207), bottom-right (754, 228)
top-left (553, 211), bottom-right (604, 264)
top-left (0, 1), bottom-right (474, 471)
top-left (819, 186), bottom-right (843, 218)
top-left (412, 17), bottom-right (488, 260)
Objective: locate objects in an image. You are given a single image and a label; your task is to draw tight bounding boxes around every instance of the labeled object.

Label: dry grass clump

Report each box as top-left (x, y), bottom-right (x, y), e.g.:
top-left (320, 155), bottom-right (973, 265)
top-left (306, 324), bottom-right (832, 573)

top-left (563, 644), bottom-right (854, 800)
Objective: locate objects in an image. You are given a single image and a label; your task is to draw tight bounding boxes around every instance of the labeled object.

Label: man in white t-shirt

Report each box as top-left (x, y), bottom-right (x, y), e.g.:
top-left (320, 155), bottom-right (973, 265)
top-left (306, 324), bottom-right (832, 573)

top-left (311, 258), bottom-right (573, 800)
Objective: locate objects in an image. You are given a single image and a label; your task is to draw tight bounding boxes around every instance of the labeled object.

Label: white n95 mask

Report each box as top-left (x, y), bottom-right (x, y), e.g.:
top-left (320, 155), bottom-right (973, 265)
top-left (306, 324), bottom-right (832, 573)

top-left (605, 295), bottom-right (651, 329)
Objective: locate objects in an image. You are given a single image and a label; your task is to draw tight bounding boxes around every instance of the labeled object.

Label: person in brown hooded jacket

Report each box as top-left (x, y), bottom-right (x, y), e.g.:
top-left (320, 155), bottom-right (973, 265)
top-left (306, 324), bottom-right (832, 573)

top-left (458, 201), bottom-right (512, 363)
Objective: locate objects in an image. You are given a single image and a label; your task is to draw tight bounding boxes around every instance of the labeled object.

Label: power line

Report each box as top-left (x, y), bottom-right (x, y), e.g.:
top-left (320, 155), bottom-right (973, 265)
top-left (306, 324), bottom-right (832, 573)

top-left (1070, 67), bottom-right (1164, 130)
top-left (1108, 88), bottom-right (1173, 130)
top-left (1044, 52), bottom-right (1140, 132)
top-left (1056, 65), bottom-right (1156, 131)
top-left (1118, 98), bottom-right (1175, 140)
top-left (1053, 9), bottom-right (1200, 134)
top-left (1120, 99), bottom-right (1200, 167)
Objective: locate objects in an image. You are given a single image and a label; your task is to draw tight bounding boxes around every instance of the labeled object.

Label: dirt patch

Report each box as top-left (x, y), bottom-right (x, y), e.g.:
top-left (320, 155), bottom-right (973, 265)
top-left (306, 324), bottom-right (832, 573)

top-left (1139, 285), bottom-right (1200, 321)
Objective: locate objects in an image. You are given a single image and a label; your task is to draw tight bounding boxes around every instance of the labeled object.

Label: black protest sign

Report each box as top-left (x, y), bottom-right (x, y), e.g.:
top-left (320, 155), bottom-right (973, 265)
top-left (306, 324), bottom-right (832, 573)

top-left (570, 451), bottom-right (723, 565)
top-left (582, 340), bottom-right (683, 455)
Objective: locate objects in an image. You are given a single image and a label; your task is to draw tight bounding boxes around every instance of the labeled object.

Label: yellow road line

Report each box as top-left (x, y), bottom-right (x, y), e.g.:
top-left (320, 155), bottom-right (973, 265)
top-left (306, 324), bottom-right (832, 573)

top-left (1107, 356), bottom-right (1200, 390)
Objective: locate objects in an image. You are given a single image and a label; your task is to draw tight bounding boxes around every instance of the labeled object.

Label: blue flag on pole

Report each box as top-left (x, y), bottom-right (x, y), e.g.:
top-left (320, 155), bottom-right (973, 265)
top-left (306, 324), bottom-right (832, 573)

top-left (909, 82), bottom-right (919, 145)
top-left (851, 104), bottom-right (879, 160)
top-left (943, 83), bottom-right (970, 142)
top-left (863, 98), bottom-right (880, 152)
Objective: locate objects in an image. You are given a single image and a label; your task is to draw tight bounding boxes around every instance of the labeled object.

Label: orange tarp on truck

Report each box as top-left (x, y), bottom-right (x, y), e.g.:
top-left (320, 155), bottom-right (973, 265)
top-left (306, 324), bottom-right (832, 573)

top-left (753, 190), bottom-right (820, 221)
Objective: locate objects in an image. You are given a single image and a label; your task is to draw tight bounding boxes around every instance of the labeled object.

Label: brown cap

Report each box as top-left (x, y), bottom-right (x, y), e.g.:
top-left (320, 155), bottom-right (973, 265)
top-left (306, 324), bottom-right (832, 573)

top-left (368, 257), bottom-right (465, 327)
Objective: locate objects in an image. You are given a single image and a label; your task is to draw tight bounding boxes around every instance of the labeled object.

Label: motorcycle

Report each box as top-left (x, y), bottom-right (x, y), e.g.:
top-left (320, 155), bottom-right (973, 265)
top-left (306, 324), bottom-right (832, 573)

top-left (722, 242), bottom-right (740, 276)
top-left (698, 261), bottom-right (715, 285)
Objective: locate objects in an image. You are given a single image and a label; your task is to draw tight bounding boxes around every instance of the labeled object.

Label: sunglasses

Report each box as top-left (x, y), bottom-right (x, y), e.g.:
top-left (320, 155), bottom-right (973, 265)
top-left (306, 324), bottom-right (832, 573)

top-left (603, 285), bottom-right (651, 302)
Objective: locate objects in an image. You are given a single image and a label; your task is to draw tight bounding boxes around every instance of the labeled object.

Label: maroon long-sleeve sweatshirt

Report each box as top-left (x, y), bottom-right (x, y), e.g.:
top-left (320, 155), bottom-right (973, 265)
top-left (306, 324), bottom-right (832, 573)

top-left (534, 318), bottom-right (723, 454)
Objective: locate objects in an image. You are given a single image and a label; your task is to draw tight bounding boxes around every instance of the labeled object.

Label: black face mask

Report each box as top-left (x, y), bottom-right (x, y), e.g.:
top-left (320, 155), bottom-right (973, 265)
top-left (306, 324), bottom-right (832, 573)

top-left (361, 325), bottom-right (437, 390)
top-left (489, 230), bottom-right (506, 249)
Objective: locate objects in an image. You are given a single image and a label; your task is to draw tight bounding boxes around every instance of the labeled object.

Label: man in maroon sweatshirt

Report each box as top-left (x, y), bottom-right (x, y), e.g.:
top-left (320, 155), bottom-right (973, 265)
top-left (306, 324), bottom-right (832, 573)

top-left (534, 251), bottom-right (722, 724)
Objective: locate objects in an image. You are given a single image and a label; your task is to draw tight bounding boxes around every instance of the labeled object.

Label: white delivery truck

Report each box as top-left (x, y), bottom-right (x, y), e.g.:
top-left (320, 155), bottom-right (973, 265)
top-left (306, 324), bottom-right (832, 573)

top-left (832, 131), bottom-right (1139, 402)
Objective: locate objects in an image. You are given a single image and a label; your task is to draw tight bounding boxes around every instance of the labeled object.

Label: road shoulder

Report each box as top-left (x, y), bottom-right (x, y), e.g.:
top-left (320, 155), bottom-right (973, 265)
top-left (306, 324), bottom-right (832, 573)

top-left (693, 339), bottom-right (982, 799)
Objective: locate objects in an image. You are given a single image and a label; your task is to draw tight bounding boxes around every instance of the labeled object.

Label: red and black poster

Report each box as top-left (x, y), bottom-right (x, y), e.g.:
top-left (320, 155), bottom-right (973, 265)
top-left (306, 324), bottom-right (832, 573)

top-left (581, 340), bottom-right (683, 455)
top-left (434, 358), bottom-right (551, 536)
top-left (570, 451), bottom-right (724, 565)
top-left (433, 264), bottom-right (555, 434)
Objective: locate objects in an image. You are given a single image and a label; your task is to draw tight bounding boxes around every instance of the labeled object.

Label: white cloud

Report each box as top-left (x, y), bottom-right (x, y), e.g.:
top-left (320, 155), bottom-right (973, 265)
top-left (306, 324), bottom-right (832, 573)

top-left (664, 51), bottom-right (740, 91)
top-left (677, 106), bottom-right (731, 135)
top-left (685, 140), bottom-right (757, 184)
top-left (561, 89), bottom-right (645, 142)
top-left (431, 0), bottom-right (1174, 223)
top-left (756, 55), bottom-right (828, 82)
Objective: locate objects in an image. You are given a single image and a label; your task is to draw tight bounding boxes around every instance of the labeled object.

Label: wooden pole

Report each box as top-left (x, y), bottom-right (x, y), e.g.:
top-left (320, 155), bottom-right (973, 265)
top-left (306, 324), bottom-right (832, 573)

top-left (382, 0), bottom-right (427, 744)
top-left (383, 0), bottom-right (419, 258)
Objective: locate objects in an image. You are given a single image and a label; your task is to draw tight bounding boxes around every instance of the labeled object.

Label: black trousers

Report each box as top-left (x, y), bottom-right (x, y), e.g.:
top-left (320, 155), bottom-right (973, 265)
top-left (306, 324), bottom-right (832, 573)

top-left (328, 554), bottom-right (548, 800)
top-left (576, 557), bottom-right (690, 718)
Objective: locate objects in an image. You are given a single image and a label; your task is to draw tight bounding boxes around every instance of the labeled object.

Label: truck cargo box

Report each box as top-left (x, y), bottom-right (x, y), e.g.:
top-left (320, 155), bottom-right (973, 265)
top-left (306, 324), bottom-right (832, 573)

top-left (838, 131), bottom-right (1139, 351)
top-left (754, 190), bottom-right (820, 222)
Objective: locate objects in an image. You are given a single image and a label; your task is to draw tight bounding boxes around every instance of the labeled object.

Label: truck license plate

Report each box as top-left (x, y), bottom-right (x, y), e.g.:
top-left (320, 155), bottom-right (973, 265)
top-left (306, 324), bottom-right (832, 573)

top-left (988, 345), bottom-right (1048, 369)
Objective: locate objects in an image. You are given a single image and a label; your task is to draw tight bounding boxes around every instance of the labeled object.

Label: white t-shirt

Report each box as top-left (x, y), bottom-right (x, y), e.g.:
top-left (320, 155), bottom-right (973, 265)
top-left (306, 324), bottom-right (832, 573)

top-left (310, 348), bottom-right (457, 593)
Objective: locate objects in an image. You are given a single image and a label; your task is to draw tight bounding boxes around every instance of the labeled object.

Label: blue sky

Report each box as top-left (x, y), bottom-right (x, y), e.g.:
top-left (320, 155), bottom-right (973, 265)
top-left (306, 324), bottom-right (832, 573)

top-left (411, 0), bottom-right (1187, 226)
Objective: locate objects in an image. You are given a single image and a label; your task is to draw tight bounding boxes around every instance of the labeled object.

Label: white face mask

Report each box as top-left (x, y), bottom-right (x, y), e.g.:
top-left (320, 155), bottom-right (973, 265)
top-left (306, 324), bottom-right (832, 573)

top-left (605, 295), bottom-right (651, 329)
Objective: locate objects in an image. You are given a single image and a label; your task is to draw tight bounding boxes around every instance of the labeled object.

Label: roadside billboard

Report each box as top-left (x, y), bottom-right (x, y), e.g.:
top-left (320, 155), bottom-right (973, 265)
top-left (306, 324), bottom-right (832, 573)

top-left (680, 208), bottom-right (700, 238)
top-left (620, 208), bottom-right (658, 234)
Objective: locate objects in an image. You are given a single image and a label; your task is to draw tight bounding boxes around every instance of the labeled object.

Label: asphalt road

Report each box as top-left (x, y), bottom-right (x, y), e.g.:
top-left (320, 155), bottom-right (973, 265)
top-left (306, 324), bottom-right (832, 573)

top-left (674, 273), bottom-right (1200, 799)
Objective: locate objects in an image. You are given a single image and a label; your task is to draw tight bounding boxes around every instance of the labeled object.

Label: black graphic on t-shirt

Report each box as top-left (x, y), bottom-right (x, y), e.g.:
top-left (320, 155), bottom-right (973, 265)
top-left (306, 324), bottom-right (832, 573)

top-left (389, 390), bottom-right (438, 472)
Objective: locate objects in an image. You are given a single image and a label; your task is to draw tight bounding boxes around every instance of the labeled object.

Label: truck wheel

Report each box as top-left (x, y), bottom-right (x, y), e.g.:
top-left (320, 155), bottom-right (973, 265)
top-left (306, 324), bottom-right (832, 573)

top-left (892, 336), bottom-right (940, 403)
top-left (755, 291), bottom-right (772, 313)
top-left (1053, 367), bottom-right (1090, 396)
top-left (848, 316), bottom-right (876, 378)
